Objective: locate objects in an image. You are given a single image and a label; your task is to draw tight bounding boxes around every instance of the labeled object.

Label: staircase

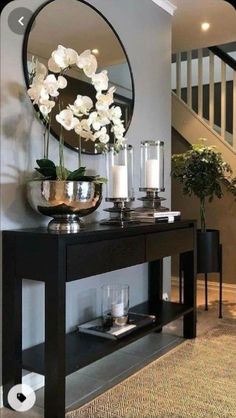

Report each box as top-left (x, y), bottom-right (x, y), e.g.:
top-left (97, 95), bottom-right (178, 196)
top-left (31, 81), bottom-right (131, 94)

top-left (172, 44), bottom-right (236, 176)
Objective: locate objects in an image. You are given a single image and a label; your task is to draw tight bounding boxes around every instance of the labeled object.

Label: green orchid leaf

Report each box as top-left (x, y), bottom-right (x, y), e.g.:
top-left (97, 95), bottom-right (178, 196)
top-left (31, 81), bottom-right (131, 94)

top-left (35, 167), bottom-right (57, 179)
top-left (36, 159), bottom-right (56, 168)
top-left (67, 167), bottom-right (86, 181)
top-left (56, 166), bottom-right (71, 181)
top-left (93, 176), bottom-right (108, 184)
top-left (86, 175), bottom-right (107, 184)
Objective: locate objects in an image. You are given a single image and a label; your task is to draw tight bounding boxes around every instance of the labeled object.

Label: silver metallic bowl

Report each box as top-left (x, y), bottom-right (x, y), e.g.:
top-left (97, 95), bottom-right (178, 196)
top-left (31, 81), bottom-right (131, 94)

top-left (27, 180), bottom-right (103, 232)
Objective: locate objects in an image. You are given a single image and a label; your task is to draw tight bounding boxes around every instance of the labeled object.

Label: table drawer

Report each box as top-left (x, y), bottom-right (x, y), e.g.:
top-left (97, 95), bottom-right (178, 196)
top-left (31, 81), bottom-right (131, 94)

top-left (67, 235), bottom-right (146, 280)
top-left (146, 228), bottom-right (194, 261)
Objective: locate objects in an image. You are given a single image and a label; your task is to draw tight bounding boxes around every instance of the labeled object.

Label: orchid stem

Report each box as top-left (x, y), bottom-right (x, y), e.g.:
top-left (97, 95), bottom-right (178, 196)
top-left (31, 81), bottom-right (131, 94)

top-left (43, 126), bottom-right (47, 159)
top-left (59, 125), bottom-right (65, 172)
top-left (78, 136), bottom-right (82, 168)
top-left (46, 114), bottom-right (51, 159)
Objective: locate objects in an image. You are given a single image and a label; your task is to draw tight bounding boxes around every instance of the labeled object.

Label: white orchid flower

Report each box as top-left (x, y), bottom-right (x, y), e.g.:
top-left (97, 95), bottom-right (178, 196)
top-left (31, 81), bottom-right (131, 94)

top-left (88, 112), bottom-right (99, 130)
top-left (96, 87), bottom-right (116, 111)
top-left (75, 120), bottom-right (94, 141)
top-left (56, 109), bottom-right (78, 131)
top-left (110, 106), bottom-right (122, 124)
top-left (91, 70), bottom-right (109, 92)
top-left (81, 130), bottom-right (95, 141)
top-left (74, 120), bottom-right (82, 136)
top-left (27, 46), bottom-right (125, 149)
top-left (43, 74), bottom-right (60, 97)
top-left (27, 81), bottom-right (49, 105)
top-left (112, 122), bottom-right (125, 140)
top-left (28, 56), bottom-right (37, 75)
top-left (117, 137), bottom-right (125, 145)
top-left (51, 45), bottom-right (78, 70)
top-left (81, 119), bottom-right (94, 139)
top-left (97, 110), bottom-right (111, 126)
top-left (69, 95), bottom-right (93, 116)
top-left (39, 99), bottom-right (55, 116)
top-left (77, 50), bottom-right (97, 77)
top-left (94, 127), bottom-right (109, 144)
top-left (48, 57), bottom-right (61, 73)
top-left (88, 111), bottom-right (111, 131)
top-left (81, 119), bottom-right (91, 131)
top-left (57, 76), bottom-right (67, 89)
top-left (33, 61), bottom-right (47, 80)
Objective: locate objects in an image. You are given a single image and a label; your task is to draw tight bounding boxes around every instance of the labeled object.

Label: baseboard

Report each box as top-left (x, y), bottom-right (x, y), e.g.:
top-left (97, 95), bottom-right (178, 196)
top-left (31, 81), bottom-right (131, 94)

top-left (0, 372), bottom-right (44, 408)
top-left (172, 276), bottom-right (236, 292)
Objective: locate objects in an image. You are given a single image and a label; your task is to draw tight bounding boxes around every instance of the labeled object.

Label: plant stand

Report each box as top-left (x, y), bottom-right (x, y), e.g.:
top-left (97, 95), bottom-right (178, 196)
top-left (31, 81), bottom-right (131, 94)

top-left (179, 243), bottom-right (223, 319)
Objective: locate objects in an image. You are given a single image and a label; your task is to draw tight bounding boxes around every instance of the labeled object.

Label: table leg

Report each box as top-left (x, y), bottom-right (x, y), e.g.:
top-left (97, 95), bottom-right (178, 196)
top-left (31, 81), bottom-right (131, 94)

top-left (148, 259), bottom-right (163, 302)
top-left (179, 258), bottom-right (183, 303)
top-left (45, 277), bottom-right (66, 418)
top-left (2, 235), bottom-right (22, 408)
top-left (148, 259), bottom-right (163, 332)
top-left (181, 250), bottom-right (197, 339)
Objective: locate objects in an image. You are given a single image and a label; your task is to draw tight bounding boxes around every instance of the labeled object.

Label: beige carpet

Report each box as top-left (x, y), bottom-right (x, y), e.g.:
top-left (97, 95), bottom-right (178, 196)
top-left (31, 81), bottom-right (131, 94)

top-left (67, 319), bottom-right (236, 418)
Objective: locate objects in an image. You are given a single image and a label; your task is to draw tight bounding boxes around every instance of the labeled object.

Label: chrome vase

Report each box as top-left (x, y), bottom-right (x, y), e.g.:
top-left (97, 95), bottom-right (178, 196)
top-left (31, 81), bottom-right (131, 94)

top-left (27, 180), bottom-right (103, 233)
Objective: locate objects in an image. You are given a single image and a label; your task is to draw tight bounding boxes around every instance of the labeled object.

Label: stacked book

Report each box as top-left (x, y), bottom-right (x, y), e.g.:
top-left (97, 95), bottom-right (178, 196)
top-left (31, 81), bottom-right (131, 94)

top-left (133, 210), bottom-right (181, 223)
top-left (78, 312), bottom-right (156, 340)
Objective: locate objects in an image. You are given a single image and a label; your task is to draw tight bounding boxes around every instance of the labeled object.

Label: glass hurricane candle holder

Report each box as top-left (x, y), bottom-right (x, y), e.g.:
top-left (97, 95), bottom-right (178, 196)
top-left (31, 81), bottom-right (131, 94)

top-left (140, 140), bottom-right (164, 191)
top-left (106, 144), bottom-right (134, 199)
top-left (101, 144), bottom-right (136, 226)
top-left (137, 140), bottom-right (168, 213)
top-left (102, 284), bottom-right (129, 327)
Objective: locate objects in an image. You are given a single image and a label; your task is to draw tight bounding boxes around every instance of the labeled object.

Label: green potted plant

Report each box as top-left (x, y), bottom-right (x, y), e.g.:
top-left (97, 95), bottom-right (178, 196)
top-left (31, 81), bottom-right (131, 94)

top-left (171, 140), bottom-right (232, 274)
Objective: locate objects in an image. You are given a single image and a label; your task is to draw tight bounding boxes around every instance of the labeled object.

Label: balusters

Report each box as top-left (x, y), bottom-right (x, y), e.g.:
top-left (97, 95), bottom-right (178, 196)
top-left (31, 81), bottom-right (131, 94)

top-left (209, 51), bottom-right (215, 129)
top-left (173, 47), bottom-right (235, 149)
top-left (221, 61), bottom-right (226, 140)
top-left (187, 51), bottom-right (192, 107)
top-left (198, 49), bottom-right (203, 118)
top-left (176, 52), bottom-right (181, 98)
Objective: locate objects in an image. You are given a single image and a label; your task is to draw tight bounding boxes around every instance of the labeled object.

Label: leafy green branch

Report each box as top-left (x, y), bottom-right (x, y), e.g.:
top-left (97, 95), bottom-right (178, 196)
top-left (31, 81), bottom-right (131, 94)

top-left (171, 142), bottom-right (232, 231)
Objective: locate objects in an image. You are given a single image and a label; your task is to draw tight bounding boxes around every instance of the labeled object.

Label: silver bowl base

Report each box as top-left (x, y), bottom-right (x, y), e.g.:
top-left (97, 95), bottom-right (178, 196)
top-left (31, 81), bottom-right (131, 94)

top-left (48, 215), bottom-right (84, 233)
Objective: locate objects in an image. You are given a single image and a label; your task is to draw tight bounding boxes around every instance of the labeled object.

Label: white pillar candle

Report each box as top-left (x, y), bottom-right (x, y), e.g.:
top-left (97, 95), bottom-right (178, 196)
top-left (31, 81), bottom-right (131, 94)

top-left (145, 159), bottom-right (159, 188)
top-left (111, 302), bottom-right (124, 318)
top-left (112, 165), bottom-right (128, 198)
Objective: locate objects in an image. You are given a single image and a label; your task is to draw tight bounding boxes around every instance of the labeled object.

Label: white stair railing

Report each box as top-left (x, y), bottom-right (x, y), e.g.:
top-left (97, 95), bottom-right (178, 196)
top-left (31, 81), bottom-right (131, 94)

top-left (173, 47), bottom-right (236, 148)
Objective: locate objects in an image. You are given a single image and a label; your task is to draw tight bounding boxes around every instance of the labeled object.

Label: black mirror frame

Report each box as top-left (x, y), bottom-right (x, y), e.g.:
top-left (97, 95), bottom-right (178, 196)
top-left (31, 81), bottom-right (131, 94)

top-left (22, 0), bottom-right (135, 155)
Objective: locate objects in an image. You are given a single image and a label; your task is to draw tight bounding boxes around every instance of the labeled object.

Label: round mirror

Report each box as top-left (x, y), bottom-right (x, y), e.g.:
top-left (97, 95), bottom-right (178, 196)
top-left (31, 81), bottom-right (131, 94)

top-left (23, 0), bottom-right (134, 154)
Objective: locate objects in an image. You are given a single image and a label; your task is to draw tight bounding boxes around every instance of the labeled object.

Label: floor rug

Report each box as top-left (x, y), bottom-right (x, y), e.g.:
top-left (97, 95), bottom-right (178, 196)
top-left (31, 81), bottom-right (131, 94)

top-left (67, 320), bottom-right (236, 418)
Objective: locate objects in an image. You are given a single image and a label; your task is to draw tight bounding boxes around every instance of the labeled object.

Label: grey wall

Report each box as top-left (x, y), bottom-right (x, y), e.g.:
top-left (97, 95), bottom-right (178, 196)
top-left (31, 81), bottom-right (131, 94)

top-left (0, 0), bottom-right (172, 384)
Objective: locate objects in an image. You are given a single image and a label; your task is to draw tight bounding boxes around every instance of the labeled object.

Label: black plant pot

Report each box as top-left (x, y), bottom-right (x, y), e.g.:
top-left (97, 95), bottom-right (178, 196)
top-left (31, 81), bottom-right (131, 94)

top-left (197, 229), bottom-right (220, 273)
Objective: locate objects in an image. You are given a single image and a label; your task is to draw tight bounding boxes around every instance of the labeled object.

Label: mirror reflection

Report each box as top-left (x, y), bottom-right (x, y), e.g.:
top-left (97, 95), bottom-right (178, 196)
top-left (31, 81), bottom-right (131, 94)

top-left (23, 0), bottom-right (134, 154)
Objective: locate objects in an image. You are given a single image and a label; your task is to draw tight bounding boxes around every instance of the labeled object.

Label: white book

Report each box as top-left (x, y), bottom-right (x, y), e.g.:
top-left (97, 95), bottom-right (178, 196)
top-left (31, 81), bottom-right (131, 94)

top-left (134, 211), bottom-right (181, 223)
top-left (78, 313), bottom-right (156, 340)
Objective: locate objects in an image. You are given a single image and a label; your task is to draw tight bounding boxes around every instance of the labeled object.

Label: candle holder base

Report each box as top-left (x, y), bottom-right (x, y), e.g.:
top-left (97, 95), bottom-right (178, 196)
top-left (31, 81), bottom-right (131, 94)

top-left (137, 189), bottom-right (169, 211)
top-left (113, 315), bottom-right (128, 326)
top-left (100, 198), bottom-right (139, 227)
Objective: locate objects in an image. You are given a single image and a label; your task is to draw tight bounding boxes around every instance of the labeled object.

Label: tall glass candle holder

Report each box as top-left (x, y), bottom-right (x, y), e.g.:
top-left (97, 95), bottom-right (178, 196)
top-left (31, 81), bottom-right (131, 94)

top-left (138, 140), bottom-right (168, 212)
top-left (101, 144), bottom-right (136, 226)
top-left (140, 140), bottom-right (164, 191)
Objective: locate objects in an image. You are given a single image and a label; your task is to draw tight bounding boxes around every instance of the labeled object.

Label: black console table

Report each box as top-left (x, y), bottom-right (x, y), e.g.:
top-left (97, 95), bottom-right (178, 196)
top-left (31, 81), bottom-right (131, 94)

top-left (2, 220), bottom-right (197, 418)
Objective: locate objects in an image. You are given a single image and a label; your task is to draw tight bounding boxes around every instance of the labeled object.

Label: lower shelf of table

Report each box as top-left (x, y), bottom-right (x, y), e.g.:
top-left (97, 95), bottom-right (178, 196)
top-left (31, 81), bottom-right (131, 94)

top-left (22, 300), bottom-right (193, 376)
